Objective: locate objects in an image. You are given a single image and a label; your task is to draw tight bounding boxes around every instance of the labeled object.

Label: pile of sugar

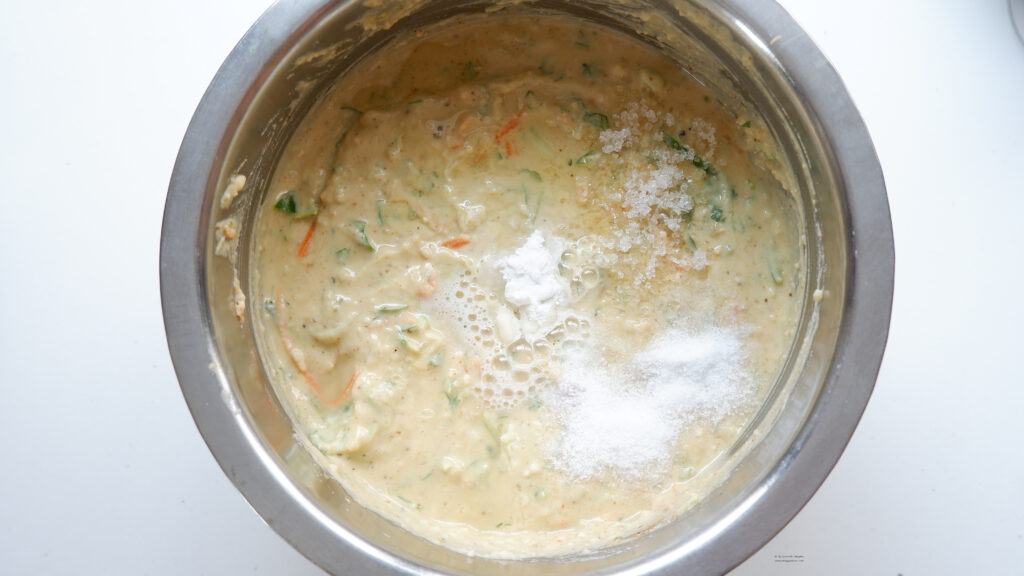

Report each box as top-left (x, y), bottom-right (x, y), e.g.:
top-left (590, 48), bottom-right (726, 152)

top-left (598, 101), bottom-right (674, 154)
top-left (544, 325), bottom-right (753, 482)
top-left (597, 101), bottom-right (718, 284)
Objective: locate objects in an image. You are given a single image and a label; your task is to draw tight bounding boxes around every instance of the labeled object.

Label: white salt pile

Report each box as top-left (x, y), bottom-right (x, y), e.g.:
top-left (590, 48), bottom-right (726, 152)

top-left (545, 325), bottom-right (752, 482)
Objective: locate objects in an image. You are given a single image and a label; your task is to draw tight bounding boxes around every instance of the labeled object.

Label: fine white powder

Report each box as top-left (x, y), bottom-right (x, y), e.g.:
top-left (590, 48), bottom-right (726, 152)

top-left (499, 231), bottom-right (568, 327)
top-left (545, 325), bottom-right (752, 482)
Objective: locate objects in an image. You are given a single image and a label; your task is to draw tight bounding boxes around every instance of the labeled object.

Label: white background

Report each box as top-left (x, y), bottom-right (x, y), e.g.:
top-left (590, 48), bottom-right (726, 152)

top-left (1, 1), bottom-right (1022, 574)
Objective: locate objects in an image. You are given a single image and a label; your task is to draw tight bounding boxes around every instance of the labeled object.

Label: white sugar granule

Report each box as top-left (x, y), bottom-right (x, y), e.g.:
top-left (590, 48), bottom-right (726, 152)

top-left (598, 101), bottom-right (661, 154)
top-left (619, 157), bottom-right (694, 223)
top-left (597, 102), bottom-right (704, 285)
top-left (690, 118), bottom-right (717, 160)
top-left (669, 249), bottom-right (708, 271)
top-left (611, 150), bottom-right (693, 255)
top-left (545, 325), bottom-right (752, 482)
top-left (599, 127), bottom-right (633, 154)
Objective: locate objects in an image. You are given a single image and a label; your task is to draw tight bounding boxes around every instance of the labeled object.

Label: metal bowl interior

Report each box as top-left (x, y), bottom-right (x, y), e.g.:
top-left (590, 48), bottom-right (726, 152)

top-left (161, 0), bottom-right (893, 574)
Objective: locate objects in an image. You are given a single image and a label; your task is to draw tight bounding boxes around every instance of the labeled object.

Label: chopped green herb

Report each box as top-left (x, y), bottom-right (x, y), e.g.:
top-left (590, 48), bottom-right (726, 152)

top-left (693, 154), bottom-right (717, 176)
top-left (376, 198), bottom-right (386, 226)
top-left (444, 391), bottom-right (460, 409)
top-left (333, 109), bottom-right (362, 149)
top-left (528, 189), bottom-right (544, 226)
top-left (481, 415), bottom-right (502, 450)
top-left (527, 396), bottom-right (542, 410)
top-left (581, 63), bottom-right (596, 77)
top-left (495, 522), bottom-right (508, 529)
top-left (375, 303), bottom-right (408, 314)
top-left (686, 234), bottom-right (697, 250)
top-left (663, 132), bottom-right (717, 176)
top-left (428, 351), bottom-right (443, 367)
top-left (710, 205), bottom-right (725, 222)
top-left (520, 168), bottom-right (542, 182)
top-left (335, 129), bottom-right (352, 149)
top-left (263, 298), bottom-right (276, 312)
top-left (528, 127), bottom-right (553, 155)
top-left (575, 29), bottom-right (589, 48)
top-left (336, 247), bottom-right (350, 264)
top-left (767, 257), bottom-right (784, 285)
top-left (575, 150), bottom-right (599, 165)
top-left (741, 120), bottom-right (752, 128)
top-left (273, 191), bottom-right (297, 214)
top-left (396, 326), bottom-right (422, 351)
top-left (662, 132), bottom-right (684, 151)
top-left (461, 61), bottom-right (480, 80)
top-left (584, 112), bottom-right (609, 129)
top-left (444, 378), bottom-right (461, 409)
top-left (352, 219), bottom-right (375, 251)
top-left (537, 60), bottom-right (554, 76)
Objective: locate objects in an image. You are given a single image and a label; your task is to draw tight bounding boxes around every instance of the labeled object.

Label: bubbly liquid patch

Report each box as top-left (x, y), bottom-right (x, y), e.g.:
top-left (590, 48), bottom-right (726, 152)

top-left (426, 234), bottom-right (595, 412)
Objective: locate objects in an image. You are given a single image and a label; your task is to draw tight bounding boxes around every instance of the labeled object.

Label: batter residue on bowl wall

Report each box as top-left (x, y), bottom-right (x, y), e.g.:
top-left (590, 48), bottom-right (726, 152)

top-left (252, 13), bottom-right (803, 558)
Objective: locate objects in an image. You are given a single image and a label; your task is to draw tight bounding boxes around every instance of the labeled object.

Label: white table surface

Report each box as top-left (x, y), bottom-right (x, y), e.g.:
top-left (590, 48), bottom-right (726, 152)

top-left (2, 1), bottom-right (1022, 574)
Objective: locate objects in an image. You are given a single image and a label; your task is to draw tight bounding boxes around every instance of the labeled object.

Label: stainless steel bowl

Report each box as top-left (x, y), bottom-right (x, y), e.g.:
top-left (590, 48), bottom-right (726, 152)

top-left (161, 1), bottom-right (894, 574)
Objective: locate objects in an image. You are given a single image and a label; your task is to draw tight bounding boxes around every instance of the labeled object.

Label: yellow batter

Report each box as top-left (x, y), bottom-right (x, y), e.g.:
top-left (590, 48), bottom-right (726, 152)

top-left (253, 14), bottom-right (803, 558)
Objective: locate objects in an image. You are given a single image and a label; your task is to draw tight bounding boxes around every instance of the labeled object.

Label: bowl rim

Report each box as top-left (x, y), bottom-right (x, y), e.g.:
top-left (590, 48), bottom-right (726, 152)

top-left (160, 0), bottom-right (894, 574)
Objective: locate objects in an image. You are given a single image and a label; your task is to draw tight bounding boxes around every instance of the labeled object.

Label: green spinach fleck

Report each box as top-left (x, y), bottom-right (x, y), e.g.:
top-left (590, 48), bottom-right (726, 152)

top-left (273, 191), bottom-right (297, 214)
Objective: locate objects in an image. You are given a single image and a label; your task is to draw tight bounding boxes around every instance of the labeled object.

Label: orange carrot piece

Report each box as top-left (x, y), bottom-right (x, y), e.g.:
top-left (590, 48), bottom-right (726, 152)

top-left (301, 370), bottom-right (320, 392)
top-left (494, 111), bottom-right (524, 142)
top-left (441, 236), bottom-right (470, 249)
top-left (505, 139), bottom-right (517, 156)
top-left (297, 217), bottom-right (317, 258)
top-left (337, 370), bottom-right (358, 404)
top-left (305, 369), bottom-right (360, 407)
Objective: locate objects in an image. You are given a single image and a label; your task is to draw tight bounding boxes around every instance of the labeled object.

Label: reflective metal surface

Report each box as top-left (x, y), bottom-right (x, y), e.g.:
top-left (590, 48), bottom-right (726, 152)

top-left (161, 1), bottom-right (894, 574)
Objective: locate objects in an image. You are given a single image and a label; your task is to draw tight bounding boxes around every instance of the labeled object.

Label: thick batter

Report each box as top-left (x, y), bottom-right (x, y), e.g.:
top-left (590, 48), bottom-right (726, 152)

top-left (252, 14), bottom-right (803, 558)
